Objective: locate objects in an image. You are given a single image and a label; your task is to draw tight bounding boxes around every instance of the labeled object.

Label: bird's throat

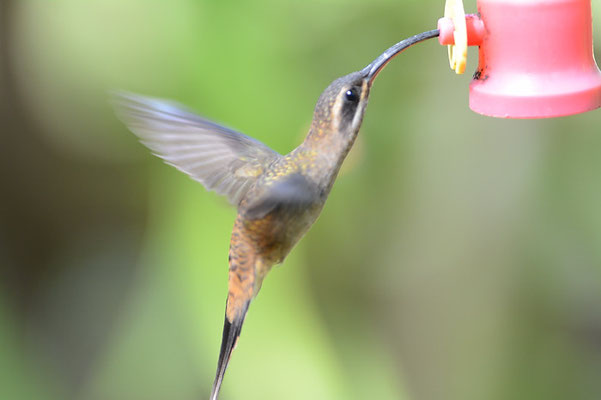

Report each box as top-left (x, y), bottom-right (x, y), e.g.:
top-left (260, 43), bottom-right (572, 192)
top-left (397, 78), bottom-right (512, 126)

top-left (294, 127), bottom-right (359, 190)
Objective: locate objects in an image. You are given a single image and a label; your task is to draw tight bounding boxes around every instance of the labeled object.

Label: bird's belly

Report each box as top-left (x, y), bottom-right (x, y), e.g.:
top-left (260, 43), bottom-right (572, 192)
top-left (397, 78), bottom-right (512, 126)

top-left (278, 207), bottom-right (321, 255)
top-left (240, 204), bottom-right (322, 265)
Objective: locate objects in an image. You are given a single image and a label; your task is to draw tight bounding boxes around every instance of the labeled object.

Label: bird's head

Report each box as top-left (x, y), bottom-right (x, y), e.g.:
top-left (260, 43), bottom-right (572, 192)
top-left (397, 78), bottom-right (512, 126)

top-left (307, 30), bottom-right (438, 146)
top-left (310, 70), bottom-right (371, 140)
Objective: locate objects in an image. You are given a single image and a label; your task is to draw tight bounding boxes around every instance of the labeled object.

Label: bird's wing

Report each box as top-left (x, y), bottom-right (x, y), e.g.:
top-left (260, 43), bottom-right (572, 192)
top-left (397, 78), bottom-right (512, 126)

top-left (113, 92), bottom-right (281, 205)
top-left (242, 173), bottom-right (321, 220)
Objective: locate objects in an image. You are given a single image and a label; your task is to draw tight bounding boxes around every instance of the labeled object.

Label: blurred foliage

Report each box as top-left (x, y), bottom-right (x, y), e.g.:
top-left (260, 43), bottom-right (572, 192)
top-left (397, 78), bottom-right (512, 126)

top-left (1, 1), bottom-right (601, 400)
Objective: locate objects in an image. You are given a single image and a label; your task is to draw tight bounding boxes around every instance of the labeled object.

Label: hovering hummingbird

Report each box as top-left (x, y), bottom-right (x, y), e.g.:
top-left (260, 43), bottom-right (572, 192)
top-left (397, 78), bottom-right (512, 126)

top-left (114, 29), bottom-right (438, 400)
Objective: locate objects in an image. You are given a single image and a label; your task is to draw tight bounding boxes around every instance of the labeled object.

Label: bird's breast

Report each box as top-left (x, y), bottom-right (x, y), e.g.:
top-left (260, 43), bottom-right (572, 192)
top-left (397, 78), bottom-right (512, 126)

top-left (240, 202), bottom-right (323, 264)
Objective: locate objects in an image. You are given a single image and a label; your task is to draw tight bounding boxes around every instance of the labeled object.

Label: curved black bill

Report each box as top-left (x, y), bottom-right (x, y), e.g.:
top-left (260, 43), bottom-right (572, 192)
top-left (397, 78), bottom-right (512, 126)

top-left (363, 29), bottom-right (440, 84)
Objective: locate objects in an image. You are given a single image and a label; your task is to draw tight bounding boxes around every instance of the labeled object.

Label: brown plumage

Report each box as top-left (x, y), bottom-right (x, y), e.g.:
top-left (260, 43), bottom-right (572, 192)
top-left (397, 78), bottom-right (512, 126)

top-left (114, 29), bottom-right (439, 400)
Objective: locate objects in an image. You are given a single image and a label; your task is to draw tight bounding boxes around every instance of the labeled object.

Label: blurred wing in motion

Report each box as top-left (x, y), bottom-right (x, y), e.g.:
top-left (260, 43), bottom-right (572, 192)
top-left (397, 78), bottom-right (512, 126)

top-left (113, 92), bottom-right (281, 205)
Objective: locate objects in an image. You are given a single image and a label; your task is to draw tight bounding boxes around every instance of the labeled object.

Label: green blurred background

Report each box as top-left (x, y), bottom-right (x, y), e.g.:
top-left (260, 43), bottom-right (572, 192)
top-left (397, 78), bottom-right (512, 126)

top-left (2, 1), bottom-right (601, 399)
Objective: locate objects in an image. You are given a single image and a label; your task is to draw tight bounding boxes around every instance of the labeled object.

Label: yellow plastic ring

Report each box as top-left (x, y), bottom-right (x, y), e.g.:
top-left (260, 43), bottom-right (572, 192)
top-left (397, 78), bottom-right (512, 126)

top-left (444, 0), bottom-right (467, 74)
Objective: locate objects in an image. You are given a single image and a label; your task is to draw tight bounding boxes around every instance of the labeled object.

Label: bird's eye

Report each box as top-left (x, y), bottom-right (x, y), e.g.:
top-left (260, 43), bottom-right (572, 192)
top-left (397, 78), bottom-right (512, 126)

top-left (344, 89), bottom-right (359, 102)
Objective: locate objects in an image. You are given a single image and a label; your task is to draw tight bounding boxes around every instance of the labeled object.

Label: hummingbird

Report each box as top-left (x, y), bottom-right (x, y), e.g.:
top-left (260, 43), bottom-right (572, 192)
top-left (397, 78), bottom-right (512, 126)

top-left (114, 29), bottom-right (438, 400)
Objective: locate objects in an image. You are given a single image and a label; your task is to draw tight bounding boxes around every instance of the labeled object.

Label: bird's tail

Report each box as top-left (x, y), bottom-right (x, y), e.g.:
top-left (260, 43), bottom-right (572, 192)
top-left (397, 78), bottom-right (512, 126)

top-left (209, 301), bottom-right (250, 400)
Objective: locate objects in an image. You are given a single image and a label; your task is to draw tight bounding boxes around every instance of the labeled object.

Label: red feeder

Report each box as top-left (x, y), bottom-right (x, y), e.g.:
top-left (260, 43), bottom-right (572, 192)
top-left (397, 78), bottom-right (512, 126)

top-left (438, 0), bottom-right (601, 119)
